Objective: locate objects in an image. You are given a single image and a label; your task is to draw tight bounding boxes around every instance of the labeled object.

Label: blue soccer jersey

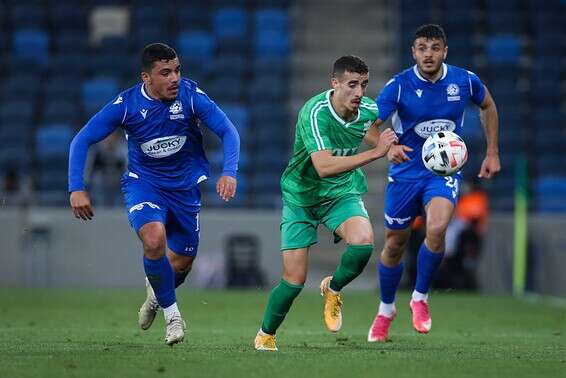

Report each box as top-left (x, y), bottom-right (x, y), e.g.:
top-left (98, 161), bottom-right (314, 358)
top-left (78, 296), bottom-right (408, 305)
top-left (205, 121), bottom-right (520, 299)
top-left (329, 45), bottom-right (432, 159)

top-left (69, 78), bottom-right (239, 192)
top-left (377, 63), bottom-right (486, 180)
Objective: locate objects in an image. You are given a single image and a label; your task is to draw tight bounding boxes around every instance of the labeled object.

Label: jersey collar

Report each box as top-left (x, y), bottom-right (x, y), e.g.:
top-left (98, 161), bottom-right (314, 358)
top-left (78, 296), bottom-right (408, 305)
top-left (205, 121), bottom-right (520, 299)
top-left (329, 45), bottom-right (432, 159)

top-left (141, 84), bottom-right (154, 101)
top-left (413, 63), bottom-right (447, 83)
top-left (325, 90), bottom-right (360, 127)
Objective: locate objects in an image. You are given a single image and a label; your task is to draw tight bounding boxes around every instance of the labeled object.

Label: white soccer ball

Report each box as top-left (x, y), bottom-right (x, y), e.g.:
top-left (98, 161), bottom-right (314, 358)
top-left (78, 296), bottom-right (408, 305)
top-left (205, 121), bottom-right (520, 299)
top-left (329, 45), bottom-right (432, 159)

top-left (421, 131), bottom-right (468, 176)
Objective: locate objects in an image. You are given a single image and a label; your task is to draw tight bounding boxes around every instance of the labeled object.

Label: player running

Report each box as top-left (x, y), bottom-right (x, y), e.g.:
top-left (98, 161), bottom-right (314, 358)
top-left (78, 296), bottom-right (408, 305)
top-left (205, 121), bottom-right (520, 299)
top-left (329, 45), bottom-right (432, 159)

top-left (254, 55), bottom-right (400, 351)
top-left (366, 24), bottom-right (500, 342)
top-left (68, 43), bottom-right (240, 346)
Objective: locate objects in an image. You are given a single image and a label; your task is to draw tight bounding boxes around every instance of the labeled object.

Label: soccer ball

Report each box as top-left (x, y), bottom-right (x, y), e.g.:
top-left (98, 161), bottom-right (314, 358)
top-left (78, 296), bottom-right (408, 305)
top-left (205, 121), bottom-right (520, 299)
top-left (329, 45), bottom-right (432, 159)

top-left (421, 131), bottom-right (468, 176)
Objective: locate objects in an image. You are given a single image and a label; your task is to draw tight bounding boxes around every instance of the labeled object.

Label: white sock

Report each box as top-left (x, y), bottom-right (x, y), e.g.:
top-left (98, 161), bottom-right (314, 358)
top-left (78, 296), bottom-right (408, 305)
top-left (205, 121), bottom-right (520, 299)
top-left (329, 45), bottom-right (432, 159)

top-left (378, 302), bottom-right (396, 317)
top-left (412, 290), bottom-right (428, 302)
top-left (163, 302), bottom-right (180, 322)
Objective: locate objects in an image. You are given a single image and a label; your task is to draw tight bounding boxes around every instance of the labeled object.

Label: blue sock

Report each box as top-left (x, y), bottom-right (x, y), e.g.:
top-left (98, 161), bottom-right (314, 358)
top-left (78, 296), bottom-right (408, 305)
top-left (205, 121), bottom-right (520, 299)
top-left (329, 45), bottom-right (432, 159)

top-left (415, 243), bottom-right (444, 294)
top-left (143, 255), bottom-right (176, 308)
top-left (379, 261), bottom-right (404, 304)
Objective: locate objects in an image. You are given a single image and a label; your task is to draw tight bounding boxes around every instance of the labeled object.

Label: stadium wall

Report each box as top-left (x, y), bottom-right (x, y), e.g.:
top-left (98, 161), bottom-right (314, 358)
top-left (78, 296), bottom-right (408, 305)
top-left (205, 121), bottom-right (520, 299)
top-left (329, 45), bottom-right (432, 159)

top-left (0, 209), bottom-right (564, 298)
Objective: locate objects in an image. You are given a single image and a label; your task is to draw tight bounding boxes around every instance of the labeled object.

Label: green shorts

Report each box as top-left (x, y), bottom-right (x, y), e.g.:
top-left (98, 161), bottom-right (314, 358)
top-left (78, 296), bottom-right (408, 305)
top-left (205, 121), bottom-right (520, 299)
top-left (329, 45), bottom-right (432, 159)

top-left (280, 194), bottom-right (369, 251)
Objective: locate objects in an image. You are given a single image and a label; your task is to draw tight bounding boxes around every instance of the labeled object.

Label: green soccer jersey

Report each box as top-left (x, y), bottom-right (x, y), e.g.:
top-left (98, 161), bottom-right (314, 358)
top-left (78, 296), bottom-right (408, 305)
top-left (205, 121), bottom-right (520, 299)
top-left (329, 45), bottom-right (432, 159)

top-left (281, 90), bottom-right (379, 207)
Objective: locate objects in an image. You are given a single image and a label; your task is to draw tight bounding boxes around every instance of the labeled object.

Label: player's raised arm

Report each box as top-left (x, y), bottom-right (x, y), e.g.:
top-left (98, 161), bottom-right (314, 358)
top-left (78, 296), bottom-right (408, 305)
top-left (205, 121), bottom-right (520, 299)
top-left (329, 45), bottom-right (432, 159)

top-left (478, 86), bottom-right (500, 179)
top-left (68, 98), bottom-right (124, 220)
top-left (191, 87), bottom-right (240, 201)
top-left (310, 129), bottom-right (398, 178)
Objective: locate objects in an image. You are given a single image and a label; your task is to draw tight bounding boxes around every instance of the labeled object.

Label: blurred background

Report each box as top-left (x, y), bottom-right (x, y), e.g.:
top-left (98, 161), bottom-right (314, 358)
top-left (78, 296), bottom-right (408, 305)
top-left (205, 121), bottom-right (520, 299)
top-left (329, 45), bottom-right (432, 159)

top-left (0, 0), bottom-right (564, 298)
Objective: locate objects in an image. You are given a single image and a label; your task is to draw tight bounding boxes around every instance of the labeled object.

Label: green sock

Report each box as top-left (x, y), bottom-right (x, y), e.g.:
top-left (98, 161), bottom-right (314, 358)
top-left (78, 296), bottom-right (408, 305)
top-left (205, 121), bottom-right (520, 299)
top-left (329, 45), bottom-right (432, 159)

top-left (261, 279), bottom-right (303, 334)
top-left (329, 244), bottom-right (374, 291)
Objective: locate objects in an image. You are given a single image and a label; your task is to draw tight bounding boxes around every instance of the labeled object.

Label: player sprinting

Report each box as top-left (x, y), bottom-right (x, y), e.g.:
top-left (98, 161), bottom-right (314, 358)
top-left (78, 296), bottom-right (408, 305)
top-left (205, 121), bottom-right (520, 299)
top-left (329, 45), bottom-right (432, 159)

top-left (254, 56), bottom-right (400, 351)
top-left (68, 43), bottom-right (240, 346)
top-left (366, 24), bottom-right (500, 342)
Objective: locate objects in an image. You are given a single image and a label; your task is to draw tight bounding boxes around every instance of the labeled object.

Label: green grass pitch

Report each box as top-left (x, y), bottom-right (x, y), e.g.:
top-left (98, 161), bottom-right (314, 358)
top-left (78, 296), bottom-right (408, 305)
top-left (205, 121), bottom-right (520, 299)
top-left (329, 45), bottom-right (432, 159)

top-left (1, 289), bottom-right (565, 377)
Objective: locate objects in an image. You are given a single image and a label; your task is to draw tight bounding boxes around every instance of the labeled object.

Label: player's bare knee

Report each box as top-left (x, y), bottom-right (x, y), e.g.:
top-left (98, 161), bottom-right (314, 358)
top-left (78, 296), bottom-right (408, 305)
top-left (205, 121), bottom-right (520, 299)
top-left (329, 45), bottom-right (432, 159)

top-left (142, 234), bottom-right (166, 259)
top-left (283, 271), bottom-right (307, 286)
top-left (346, 230), bottom-right (373, 246)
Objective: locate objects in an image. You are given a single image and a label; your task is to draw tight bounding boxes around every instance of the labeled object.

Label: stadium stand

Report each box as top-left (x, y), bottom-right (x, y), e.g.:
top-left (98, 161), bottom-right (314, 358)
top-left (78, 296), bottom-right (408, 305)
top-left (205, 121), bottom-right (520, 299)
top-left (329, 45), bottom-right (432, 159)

top-left (0, 0), bottom-right (291, 208)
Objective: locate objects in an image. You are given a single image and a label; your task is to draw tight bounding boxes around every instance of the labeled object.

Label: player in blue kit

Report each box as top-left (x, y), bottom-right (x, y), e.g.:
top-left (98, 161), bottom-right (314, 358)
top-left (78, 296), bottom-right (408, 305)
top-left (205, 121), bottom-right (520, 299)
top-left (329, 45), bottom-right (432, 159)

top-left (366, 24), bottom-right (501, 342)
top-left (68, 43), bottom-right (240, 345)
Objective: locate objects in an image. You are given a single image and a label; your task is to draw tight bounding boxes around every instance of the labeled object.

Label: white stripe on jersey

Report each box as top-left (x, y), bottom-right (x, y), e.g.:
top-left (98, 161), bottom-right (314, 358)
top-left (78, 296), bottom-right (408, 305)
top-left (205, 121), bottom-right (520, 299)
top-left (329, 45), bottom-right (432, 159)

top-left (309, 100), bottom-right (327, 150)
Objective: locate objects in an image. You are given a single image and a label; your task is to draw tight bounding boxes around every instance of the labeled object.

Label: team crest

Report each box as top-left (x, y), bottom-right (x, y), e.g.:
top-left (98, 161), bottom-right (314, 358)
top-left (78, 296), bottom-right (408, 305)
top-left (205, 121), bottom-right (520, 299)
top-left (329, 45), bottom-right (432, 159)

top-left (446, 84), bottom-right (460, 101)
top-left (169, 100), bottom-right (185, 119)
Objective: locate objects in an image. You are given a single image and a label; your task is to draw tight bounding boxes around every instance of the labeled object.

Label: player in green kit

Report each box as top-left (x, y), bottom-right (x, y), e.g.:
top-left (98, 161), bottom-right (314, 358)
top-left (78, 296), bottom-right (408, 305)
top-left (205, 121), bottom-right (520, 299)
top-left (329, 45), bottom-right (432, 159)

top-left (254, 56), bottom-right (400, 351)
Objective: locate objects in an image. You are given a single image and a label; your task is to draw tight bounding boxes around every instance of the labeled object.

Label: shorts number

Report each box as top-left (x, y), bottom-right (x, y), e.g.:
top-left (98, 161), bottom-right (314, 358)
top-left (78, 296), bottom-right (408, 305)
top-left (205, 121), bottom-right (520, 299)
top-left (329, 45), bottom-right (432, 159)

top-left (444, 177), bottom-right (459, 198)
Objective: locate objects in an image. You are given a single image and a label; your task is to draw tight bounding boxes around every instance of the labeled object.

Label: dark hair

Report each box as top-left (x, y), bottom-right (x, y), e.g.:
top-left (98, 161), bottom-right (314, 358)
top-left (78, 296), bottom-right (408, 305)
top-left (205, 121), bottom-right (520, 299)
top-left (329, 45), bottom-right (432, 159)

top-left (332, 55), bottom-right (369, 77)
top-left (414, 24), bottom-right (447, 45)
top-left (141, 43), bottom-right (178, 72)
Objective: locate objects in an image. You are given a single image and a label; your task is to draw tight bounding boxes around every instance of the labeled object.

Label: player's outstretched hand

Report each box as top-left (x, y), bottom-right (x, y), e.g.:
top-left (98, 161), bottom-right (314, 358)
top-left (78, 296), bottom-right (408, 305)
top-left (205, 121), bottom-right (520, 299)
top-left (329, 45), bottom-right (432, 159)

top-left (70, 191), bottom-right (94, 221)
top-left (374, 129), bottom-right (398, 158)
top-left (217, 175), bottom-right (237, 202)
top-left (478, 153), bottom-right (500, 179)
top-left (387, 144), bottom-right (413, 164)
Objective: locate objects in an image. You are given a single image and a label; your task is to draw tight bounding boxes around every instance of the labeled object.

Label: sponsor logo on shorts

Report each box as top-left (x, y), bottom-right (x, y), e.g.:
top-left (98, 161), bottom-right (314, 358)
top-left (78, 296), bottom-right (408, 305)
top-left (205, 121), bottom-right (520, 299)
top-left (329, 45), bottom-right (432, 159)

top-left (414, 119), bottom-right (456, 138)
top-left (141, 135), bottom-right (186, 158)
top-left (129, 201), bottom-right (161, 213)
top-left (384, 213), bottom-right (411, 226)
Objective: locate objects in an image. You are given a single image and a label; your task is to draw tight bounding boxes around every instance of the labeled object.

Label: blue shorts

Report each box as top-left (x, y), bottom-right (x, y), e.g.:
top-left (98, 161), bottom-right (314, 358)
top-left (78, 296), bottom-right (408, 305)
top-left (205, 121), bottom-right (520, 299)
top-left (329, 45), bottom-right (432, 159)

top-left (121, 175), bottom-right (201, 256)
top-left (383, 175), bottom-right (460, 230)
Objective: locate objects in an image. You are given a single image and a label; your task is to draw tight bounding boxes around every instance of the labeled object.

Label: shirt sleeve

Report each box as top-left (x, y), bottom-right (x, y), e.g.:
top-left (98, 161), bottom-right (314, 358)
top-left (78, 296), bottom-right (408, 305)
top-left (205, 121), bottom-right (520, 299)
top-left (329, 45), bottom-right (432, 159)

top-left (68, 97), bottom-right (125, 192)
top-left (191, 87), bottom-right (240, 177)
top-left (376, 78), bottom-right (399, 122)
top-left (468, 71), bottom-right (486, 106)
top-left (299, 105), bottom-right (331, 154)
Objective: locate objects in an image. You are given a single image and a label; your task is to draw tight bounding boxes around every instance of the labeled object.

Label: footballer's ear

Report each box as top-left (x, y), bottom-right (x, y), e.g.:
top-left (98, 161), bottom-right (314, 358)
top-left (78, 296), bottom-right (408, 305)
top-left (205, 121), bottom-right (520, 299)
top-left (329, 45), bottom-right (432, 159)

top-left (331, 75), bottom-right (339, 89)
top-left (141, 71), bottom-right (150, 84)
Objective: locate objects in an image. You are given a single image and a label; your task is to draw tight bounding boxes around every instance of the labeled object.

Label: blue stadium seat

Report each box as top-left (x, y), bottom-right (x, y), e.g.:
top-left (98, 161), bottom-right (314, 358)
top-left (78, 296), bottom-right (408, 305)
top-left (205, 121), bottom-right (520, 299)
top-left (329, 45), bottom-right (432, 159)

top-left (35, 124), bottom-right (73, 159)
top-left (533, 177), bottom-right (566, 213)
top-left (81, 77), bottom-right (119, 117)
top-left (12, 29), bottom-right (50, 67)
top-left (486, 36), bottom-right (521, 64)
top-left (254, 9), bottom-right (288, 33)
top-left (177, 31), bottom-right (215, 61)
top-left (213, 8), bottom-right (247, 38)
top-left (254, 32), bottom-right (289, 57)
